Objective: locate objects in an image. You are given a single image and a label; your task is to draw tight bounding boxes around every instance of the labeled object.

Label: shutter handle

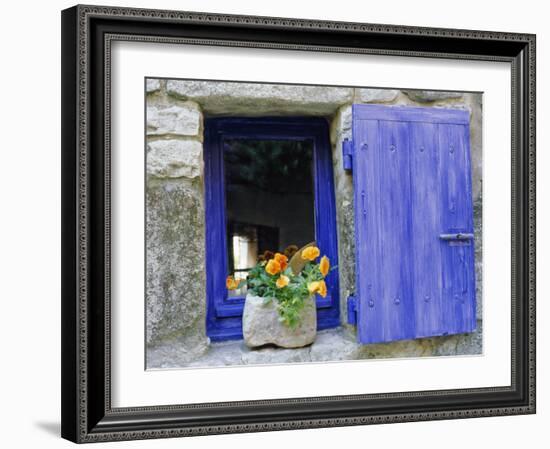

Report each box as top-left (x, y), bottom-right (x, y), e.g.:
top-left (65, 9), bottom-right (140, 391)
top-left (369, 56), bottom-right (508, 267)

top-left (439, 233), bottom-right (474, 241)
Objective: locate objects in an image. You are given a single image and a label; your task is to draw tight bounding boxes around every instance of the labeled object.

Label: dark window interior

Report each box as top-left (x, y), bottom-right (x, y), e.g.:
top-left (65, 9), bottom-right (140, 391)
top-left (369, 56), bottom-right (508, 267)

top-left (223, 139), bottom-right (315, 295)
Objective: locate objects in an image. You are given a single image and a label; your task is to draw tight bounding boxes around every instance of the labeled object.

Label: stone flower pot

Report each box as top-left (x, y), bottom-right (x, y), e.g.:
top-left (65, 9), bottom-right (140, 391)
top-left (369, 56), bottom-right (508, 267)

top-left (242, 293), bottom-right (317, 349)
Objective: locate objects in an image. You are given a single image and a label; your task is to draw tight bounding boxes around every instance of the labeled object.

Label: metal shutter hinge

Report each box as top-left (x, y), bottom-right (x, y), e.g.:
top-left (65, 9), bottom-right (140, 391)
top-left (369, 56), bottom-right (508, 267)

top-left (347, 295), bottom-right (357, 325)
top-left (342, 138), bottom-right (353, 171)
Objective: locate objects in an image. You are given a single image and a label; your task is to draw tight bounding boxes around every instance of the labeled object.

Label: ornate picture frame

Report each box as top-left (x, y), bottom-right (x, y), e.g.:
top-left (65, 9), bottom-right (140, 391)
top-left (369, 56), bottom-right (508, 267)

top-left (61, 4), bottom-right (536, 443)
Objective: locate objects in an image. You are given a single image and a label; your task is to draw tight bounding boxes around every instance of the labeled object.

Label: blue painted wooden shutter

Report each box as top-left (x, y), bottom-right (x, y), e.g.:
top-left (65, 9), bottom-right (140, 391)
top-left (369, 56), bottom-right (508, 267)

top-left (350, 105), bottom-right (476, 344)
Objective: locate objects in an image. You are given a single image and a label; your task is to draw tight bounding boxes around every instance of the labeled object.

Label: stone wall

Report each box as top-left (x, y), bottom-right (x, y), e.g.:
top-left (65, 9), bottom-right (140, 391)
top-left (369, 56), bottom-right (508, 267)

top-left (145, 79), bottom-right (208, 362)
top-left (145, 78), bottom-right (483, 366)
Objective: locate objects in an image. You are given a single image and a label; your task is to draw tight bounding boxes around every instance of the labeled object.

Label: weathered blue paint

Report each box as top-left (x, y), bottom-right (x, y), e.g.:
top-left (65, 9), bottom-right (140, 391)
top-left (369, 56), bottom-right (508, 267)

top-left (352, 105), bottom-right (469, 125)
top-left (204, 117), bottom-right (340, 341)
top-left (351, 104), bottom-right (476, 344)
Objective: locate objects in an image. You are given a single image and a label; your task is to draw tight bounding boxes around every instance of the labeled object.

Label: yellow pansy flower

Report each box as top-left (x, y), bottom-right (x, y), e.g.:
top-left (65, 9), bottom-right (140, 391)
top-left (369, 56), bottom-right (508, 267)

top-left (319, 255), bottom-right (330, 277)
top-left (307, 280), bottom-right (327, 298)
top-left (301, 246), bottom-right (320, 261)
top-left (276, 275), bottom-right (290, 288)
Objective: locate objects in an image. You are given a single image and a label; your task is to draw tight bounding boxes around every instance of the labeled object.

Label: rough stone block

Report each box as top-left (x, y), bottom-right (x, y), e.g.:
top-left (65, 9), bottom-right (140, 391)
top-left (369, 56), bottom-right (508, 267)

top-left (355, 337), bottom-right (435, 359)
top-left (146, 78), bottom-right (161, 93)
top-left (241, 345), bottom-right (311, 365)
top-left (185, 341), bottom-right (248, 368)
top-left (147, 140), bottom-right (202, 179)
top-left (166, 80), bottom-right (353, 115)
top-left (146, 333), bottom-right (209, 369)
top-left (330, 104), bottom-right (352, 145)
top-left (242, 294), bottom-right (317, 348)
top-left (356, 88), bottom-right (399, 103)
top-left (309, 328), bottom-right (358, 361)
top-left (474, 197), bottom-right (483, 320)
top-left (465, 92), bottom-right (483, 200)
top-left (147, 102), bottom-right (201, 137)
top-left (146, 180), bottom-right (207, 359)
top-left (403, 90), bottom-right (463, 102)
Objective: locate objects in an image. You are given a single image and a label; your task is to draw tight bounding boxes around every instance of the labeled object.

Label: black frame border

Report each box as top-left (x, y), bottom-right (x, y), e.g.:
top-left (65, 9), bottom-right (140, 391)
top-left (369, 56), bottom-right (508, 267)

top-left (61, 4), bottom-right (536, 443)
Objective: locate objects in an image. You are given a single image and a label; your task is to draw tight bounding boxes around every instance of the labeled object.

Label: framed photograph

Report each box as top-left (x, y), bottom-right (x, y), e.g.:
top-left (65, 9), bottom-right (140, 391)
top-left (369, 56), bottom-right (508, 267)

top-left (61, 4), bottom-right (536, 443)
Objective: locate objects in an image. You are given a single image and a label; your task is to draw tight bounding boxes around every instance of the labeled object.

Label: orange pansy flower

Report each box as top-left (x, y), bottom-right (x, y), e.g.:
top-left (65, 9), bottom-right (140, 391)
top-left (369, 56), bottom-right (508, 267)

top-left (274, 252), bottom-right (288, 271)
top-left (317, 280), bottom-right (327, 298)
top-left (226, 276), bottom-right (239, 290)
top-left (265, 259), bottom-right (282, 275)
top-left (319, 255), bottom-right (330, 277)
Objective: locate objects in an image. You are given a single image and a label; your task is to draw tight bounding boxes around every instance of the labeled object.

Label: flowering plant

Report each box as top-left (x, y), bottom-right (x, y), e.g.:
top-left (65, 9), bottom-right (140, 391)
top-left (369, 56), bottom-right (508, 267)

top-left (226, 244), bottom-right (332, 328)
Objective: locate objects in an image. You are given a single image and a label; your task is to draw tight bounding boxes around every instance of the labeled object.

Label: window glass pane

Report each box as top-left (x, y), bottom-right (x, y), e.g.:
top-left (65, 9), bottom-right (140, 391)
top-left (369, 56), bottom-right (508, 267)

top-left (224, 139), bottom-right (315, 296)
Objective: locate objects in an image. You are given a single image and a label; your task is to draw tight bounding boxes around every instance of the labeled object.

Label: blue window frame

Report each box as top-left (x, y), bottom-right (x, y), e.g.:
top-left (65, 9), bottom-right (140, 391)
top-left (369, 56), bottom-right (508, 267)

top-left (204, 117), bottom-right (340, 341)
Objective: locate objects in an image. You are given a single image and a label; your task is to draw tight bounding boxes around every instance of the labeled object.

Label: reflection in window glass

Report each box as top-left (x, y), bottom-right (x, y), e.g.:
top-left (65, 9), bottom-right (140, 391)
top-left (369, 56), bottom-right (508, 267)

top-left (224, 139), bottom-right (315, 296)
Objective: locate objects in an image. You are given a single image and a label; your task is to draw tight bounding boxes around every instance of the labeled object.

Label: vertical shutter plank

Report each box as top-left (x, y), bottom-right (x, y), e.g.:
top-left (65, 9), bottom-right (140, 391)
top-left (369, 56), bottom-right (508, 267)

top-left (409, 122), bottom-right (444, 337)
top-left (377, 121), bottom-right (415, 342)
top-left (354, 119), bottom-right (384, 343)
top-left (356, 120), bottom-right (416, 343)
top-left (438, 124), bottom-right (476, 334)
